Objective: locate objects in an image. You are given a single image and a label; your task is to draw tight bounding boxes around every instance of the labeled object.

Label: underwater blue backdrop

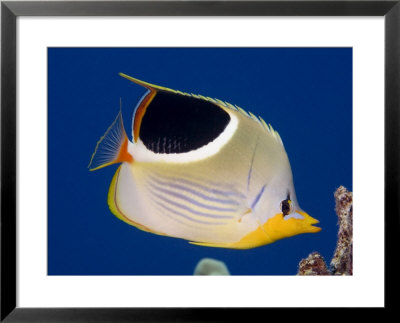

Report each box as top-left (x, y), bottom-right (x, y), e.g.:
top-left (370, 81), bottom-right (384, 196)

top-left (48, 48), bottom-right (352, 275)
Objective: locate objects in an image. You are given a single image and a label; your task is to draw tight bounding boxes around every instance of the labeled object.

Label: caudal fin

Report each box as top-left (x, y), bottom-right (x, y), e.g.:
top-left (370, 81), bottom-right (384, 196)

top-left (88, 110), bottom-right (133, 171)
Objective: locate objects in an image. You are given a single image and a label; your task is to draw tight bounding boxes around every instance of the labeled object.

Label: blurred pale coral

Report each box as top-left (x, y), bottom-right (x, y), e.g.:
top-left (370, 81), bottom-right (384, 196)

top-left (193, 258), bottom-right (230, 275)
top-left (298, 186), bottom-right (353, 276)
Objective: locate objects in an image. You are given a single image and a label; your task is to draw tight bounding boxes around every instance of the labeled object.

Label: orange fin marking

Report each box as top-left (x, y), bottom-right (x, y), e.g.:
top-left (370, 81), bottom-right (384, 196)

top-left (118, 73), bottom-right (159, 142)
top-left (133, 89), bottom-right (157, 142)
top-left (116, 136), bottom-right (134, 164)
top-left (88, 110), bottom-right (133, 171)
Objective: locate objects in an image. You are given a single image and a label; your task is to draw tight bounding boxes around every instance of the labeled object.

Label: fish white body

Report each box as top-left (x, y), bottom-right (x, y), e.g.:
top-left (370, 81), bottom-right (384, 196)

top-left (89, 73), bottom-right (320, 249)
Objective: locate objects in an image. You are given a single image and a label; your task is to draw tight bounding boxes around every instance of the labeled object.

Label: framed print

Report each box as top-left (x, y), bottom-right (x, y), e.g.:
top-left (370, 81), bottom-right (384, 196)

top-left (1, 0), bottom-right (398, 321)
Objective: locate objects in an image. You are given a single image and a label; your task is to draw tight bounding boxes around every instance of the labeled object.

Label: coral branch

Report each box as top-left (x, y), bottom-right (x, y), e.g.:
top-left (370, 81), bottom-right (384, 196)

top-left (330, 186), bottom-right (353, 275)
top-left (297, 186), bottom-right (353, 276)
top-left (297, 252), bottom-right (331, 275)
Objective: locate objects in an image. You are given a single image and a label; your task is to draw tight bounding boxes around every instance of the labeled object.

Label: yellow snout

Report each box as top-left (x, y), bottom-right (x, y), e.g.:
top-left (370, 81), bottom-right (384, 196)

top-left (263, 210), bottom-right (321, 243)
top-left (228, 210), bottom-right (321, 249)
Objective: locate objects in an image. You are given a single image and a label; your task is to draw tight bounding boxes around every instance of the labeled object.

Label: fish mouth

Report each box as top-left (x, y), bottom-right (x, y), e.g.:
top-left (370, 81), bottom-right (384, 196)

top-left (309, 222), bottom-right (322, 233)
top-left (297, 210), bottom-right (322, 233)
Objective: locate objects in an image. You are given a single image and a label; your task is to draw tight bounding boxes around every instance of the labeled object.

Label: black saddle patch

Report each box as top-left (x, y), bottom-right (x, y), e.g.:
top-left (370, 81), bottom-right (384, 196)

top-left (139, 90), bottom-right (231, 154)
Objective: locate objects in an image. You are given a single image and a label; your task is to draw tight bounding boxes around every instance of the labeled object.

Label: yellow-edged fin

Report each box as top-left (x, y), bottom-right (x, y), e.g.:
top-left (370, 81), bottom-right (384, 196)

top-left (259, 116), bottom-right (269, 130)
top-left (225, 101), bottom-right (237, 111)
top-left (189, 241), bottom-right (231, 248)
top-left (119, 72), bottom-right (178, 94)
top-left (120, 73), bottom-right (237, 113)
top-left (215, 98), bottom-right (227, 107)
top-left (248, 111), bottom-right (261, 124)
top-left (236, 105), bottom-right (249, 117)
top-left (88, 110), bottom-right (133, 171)
top-left (189, 225), bottom-right (274, 250)
top-left (119, 72), bottom-right (284, 149)
top-left (107, 166), bottom-right (167, 236)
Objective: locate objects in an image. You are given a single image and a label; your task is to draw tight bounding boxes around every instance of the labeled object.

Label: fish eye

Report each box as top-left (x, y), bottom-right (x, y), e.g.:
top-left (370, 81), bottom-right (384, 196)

top-left (280, 199), bottom-right (292, 216)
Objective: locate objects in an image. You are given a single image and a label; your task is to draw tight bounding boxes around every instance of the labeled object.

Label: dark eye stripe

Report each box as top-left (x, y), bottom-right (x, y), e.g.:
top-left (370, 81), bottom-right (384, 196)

top-left (281, 199), bottom-right (291, 216)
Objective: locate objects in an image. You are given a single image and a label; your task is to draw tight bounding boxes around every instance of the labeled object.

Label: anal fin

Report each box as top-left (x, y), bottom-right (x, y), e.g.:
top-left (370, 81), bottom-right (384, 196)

top-left (108, 166), bottom-right (167, 237)
top-left (189, 241), bottom-right (232, 249)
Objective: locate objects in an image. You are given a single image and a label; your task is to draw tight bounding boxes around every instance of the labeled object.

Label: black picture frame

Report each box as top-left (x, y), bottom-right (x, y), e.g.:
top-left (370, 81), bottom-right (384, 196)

top-left (1, 0), bottom-right (398, 321)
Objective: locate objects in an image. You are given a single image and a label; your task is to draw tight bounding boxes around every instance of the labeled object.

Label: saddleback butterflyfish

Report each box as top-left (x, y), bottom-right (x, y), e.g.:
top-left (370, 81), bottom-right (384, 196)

top-left (88, 73), bottom-right (321, 249)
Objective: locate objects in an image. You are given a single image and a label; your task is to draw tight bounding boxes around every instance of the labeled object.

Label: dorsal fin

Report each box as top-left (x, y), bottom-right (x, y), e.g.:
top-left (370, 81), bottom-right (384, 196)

top-left (119, 73), bottom-right (284, 147)
top-left (259, 116), bottom-right (284, 146)
top-left (119, 73), bottom-right (179, 93)
top-left (214, 101), bottom-right (284, 147)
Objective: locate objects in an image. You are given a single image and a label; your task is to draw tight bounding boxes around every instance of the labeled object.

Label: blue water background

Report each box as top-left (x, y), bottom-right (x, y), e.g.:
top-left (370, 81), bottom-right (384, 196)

top-left (48, 48), bottom-right (352, 275)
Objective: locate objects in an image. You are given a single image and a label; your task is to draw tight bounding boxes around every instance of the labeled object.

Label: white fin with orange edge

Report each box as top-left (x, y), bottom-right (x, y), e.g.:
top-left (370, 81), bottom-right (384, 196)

top-left (88, 110), bottom-right (133, 171)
